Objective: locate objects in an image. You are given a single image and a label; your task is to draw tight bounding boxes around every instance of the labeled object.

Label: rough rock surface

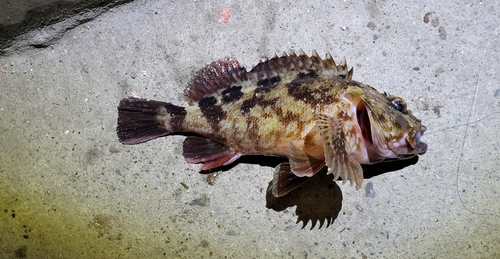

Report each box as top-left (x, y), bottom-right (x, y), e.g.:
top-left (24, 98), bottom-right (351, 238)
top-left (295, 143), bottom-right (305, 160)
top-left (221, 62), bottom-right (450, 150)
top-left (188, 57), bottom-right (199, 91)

top-left (0, 0), bottom-right (132, 55)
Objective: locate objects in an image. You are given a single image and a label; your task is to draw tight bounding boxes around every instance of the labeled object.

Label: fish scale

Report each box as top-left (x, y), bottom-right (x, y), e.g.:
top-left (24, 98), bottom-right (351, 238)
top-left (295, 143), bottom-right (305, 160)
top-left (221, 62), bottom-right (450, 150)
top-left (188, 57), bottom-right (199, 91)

top-left (117, 50), bottom-right (427, 197)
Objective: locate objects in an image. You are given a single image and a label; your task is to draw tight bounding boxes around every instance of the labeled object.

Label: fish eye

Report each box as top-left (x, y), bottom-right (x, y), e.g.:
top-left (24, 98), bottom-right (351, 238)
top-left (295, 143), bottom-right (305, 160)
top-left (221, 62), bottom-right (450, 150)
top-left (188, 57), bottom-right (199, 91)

top-left (390, 98), bottom-right (407, 113)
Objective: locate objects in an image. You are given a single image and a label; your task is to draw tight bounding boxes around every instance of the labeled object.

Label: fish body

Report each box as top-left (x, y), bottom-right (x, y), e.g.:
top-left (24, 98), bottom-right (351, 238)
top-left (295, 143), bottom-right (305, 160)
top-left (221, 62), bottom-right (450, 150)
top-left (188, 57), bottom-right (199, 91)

top-left (117, 51), bottom-right (427, 197)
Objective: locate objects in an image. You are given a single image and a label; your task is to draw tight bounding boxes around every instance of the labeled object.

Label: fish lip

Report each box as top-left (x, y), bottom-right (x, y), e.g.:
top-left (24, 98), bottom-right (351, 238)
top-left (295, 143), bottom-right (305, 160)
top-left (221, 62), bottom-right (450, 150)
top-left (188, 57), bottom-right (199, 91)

top-left (411, 125), bottom-right (428, 154)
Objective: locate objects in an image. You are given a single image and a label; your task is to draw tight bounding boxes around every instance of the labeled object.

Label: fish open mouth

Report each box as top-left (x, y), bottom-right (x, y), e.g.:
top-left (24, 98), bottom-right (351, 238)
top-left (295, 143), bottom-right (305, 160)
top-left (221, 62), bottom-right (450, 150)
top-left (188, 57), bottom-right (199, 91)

top-left (356, 100), bottom-right (373, 145)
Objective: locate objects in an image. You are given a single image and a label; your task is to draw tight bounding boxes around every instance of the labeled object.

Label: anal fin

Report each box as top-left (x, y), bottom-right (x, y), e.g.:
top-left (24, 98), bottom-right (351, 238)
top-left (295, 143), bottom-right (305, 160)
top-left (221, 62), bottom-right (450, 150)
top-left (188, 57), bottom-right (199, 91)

top-left (183, 136), bottom-right (241, 170)
top-left (271, 163), bottom-right (311, 197)
top-left (316, 114), bottom-right (364, 189)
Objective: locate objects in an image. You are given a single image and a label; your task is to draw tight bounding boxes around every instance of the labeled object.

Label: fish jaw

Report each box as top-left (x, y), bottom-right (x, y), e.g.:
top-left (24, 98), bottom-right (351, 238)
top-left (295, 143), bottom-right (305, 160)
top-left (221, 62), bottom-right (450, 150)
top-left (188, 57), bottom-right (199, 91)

top-left (387, 126), bottom-right (428, 158)
top-left (367, 113), bottom-right (428, 160)
top-left (365, 106), bottom-right (428, 160)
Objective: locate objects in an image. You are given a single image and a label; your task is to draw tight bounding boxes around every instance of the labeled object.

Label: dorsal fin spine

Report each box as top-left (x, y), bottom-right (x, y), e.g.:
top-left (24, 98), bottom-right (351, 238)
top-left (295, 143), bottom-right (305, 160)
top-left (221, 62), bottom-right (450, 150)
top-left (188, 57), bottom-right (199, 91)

top-left (310, 50), bottom-right (321, 71)
top-left (184, 51), bottom-right (354, 103)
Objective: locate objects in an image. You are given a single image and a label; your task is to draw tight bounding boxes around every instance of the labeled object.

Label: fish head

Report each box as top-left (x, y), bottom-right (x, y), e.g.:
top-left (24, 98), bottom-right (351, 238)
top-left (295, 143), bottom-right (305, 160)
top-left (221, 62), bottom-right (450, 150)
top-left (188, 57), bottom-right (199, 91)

top-left (347, 85), bottom-right (427, 162)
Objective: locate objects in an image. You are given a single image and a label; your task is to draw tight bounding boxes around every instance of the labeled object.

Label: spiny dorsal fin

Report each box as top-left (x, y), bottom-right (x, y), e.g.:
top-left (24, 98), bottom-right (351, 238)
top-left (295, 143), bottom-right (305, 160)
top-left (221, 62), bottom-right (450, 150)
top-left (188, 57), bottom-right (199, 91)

top-left (249, 50), bottom-right (353, 82)
top-left (184, 59), bottom-right (249, 104)
top-left (184, 51), bottom-right (354, 104)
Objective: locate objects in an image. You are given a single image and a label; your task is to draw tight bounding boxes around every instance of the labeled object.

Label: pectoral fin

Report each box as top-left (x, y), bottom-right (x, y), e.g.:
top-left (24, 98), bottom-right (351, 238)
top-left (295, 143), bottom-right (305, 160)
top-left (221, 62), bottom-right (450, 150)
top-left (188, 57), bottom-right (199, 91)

top-left (315, 114), bottom-right (364, 189)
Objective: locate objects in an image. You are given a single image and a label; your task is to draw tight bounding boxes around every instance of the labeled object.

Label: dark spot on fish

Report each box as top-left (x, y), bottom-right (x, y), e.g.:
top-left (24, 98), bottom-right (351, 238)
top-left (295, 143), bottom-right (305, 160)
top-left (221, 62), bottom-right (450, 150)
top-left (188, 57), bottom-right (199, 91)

top-left (241, 79), bottom-right (280, 114)
top-left (256, 77), bottom-right (280, 94)
top-left (278, 108), bottom-right (300, 124)
top-left (199, 96), bottom-right (226, 130)
top-left (222, 85), bottom-right (243, 103)
top-left (241, 97), bottom-right (278, 114)
top-left (297, 71), bottom-right (318, 79)
top-left (257, 76), bottom-right (281, 88)
top-left (161, 103), bottom-right (187, 132)
top-left (292, 78), bottom-right (317, 97)
top-left (286, 77), bottom-right (335, 105)
top-left (199, 96), bottom-right (217, 109)
top-left (241, 98), bottom-right (257, 114)
top-left (394, 113), bottom-right (409, 127)
top-left (494, 88), bottom-right (500, 97)
top-left (376, 113), bottom-right (387, 124)
top-left (275, 108), bottom-right (305, 133)
top-left (260, 98), bottom-right (279, 108)
top-left (244, 115), bottom-right (260, 142)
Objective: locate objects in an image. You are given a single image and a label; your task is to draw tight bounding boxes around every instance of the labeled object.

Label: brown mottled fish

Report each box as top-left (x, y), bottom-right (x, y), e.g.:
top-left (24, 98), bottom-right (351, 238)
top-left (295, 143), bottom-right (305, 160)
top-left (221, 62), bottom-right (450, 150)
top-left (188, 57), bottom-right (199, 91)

top-left (116, 51), bottom-right (427, 197)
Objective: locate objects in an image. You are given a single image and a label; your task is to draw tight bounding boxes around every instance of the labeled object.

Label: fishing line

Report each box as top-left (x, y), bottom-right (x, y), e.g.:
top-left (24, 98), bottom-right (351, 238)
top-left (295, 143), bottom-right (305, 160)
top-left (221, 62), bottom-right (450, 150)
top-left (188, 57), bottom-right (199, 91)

top-left (424, 112), bottom-right (500, 135)
top-left (452, 42), bottom-right (495, 216)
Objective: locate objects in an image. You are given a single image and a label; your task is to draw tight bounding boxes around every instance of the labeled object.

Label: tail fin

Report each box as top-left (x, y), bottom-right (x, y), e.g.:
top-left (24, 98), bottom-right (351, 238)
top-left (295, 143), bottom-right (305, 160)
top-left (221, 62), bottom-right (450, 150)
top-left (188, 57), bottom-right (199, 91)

top-left (117, 97), bottom-right (187, 145)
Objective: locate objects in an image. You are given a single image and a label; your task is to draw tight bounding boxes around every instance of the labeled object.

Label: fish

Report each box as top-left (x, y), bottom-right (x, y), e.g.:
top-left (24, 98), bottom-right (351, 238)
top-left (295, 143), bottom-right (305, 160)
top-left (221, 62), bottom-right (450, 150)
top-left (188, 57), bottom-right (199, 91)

top-left (116, 50), bottom-right (428, 197)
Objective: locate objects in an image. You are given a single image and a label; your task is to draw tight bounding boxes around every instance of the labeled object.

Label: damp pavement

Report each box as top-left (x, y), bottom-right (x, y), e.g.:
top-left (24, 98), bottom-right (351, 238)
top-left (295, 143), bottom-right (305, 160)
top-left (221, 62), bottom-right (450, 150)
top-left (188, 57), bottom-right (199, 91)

top-left (1, 1), bottom-right (499, 258)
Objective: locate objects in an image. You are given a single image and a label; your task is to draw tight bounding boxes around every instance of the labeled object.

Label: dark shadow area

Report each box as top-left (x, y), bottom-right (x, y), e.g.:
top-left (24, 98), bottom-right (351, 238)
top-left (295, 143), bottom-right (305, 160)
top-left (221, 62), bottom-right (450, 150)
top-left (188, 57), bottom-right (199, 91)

top-left (200, 154), bottom-right (421, 229)
top-left (200, 152), bottom-right (420, 181)
top-left (361, 155), bottom-right (419, 179)
top-left (266, 169), bottom-right (342, 229)
top-left (199, 155), bottom-right (287, 174)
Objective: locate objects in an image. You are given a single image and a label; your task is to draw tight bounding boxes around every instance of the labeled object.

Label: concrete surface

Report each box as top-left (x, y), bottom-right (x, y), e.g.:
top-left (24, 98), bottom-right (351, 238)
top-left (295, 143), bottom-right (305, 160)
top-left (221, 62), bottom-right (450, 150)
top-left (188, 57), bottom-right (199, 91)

top-left (1, 0), bottom-right (499, 258)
